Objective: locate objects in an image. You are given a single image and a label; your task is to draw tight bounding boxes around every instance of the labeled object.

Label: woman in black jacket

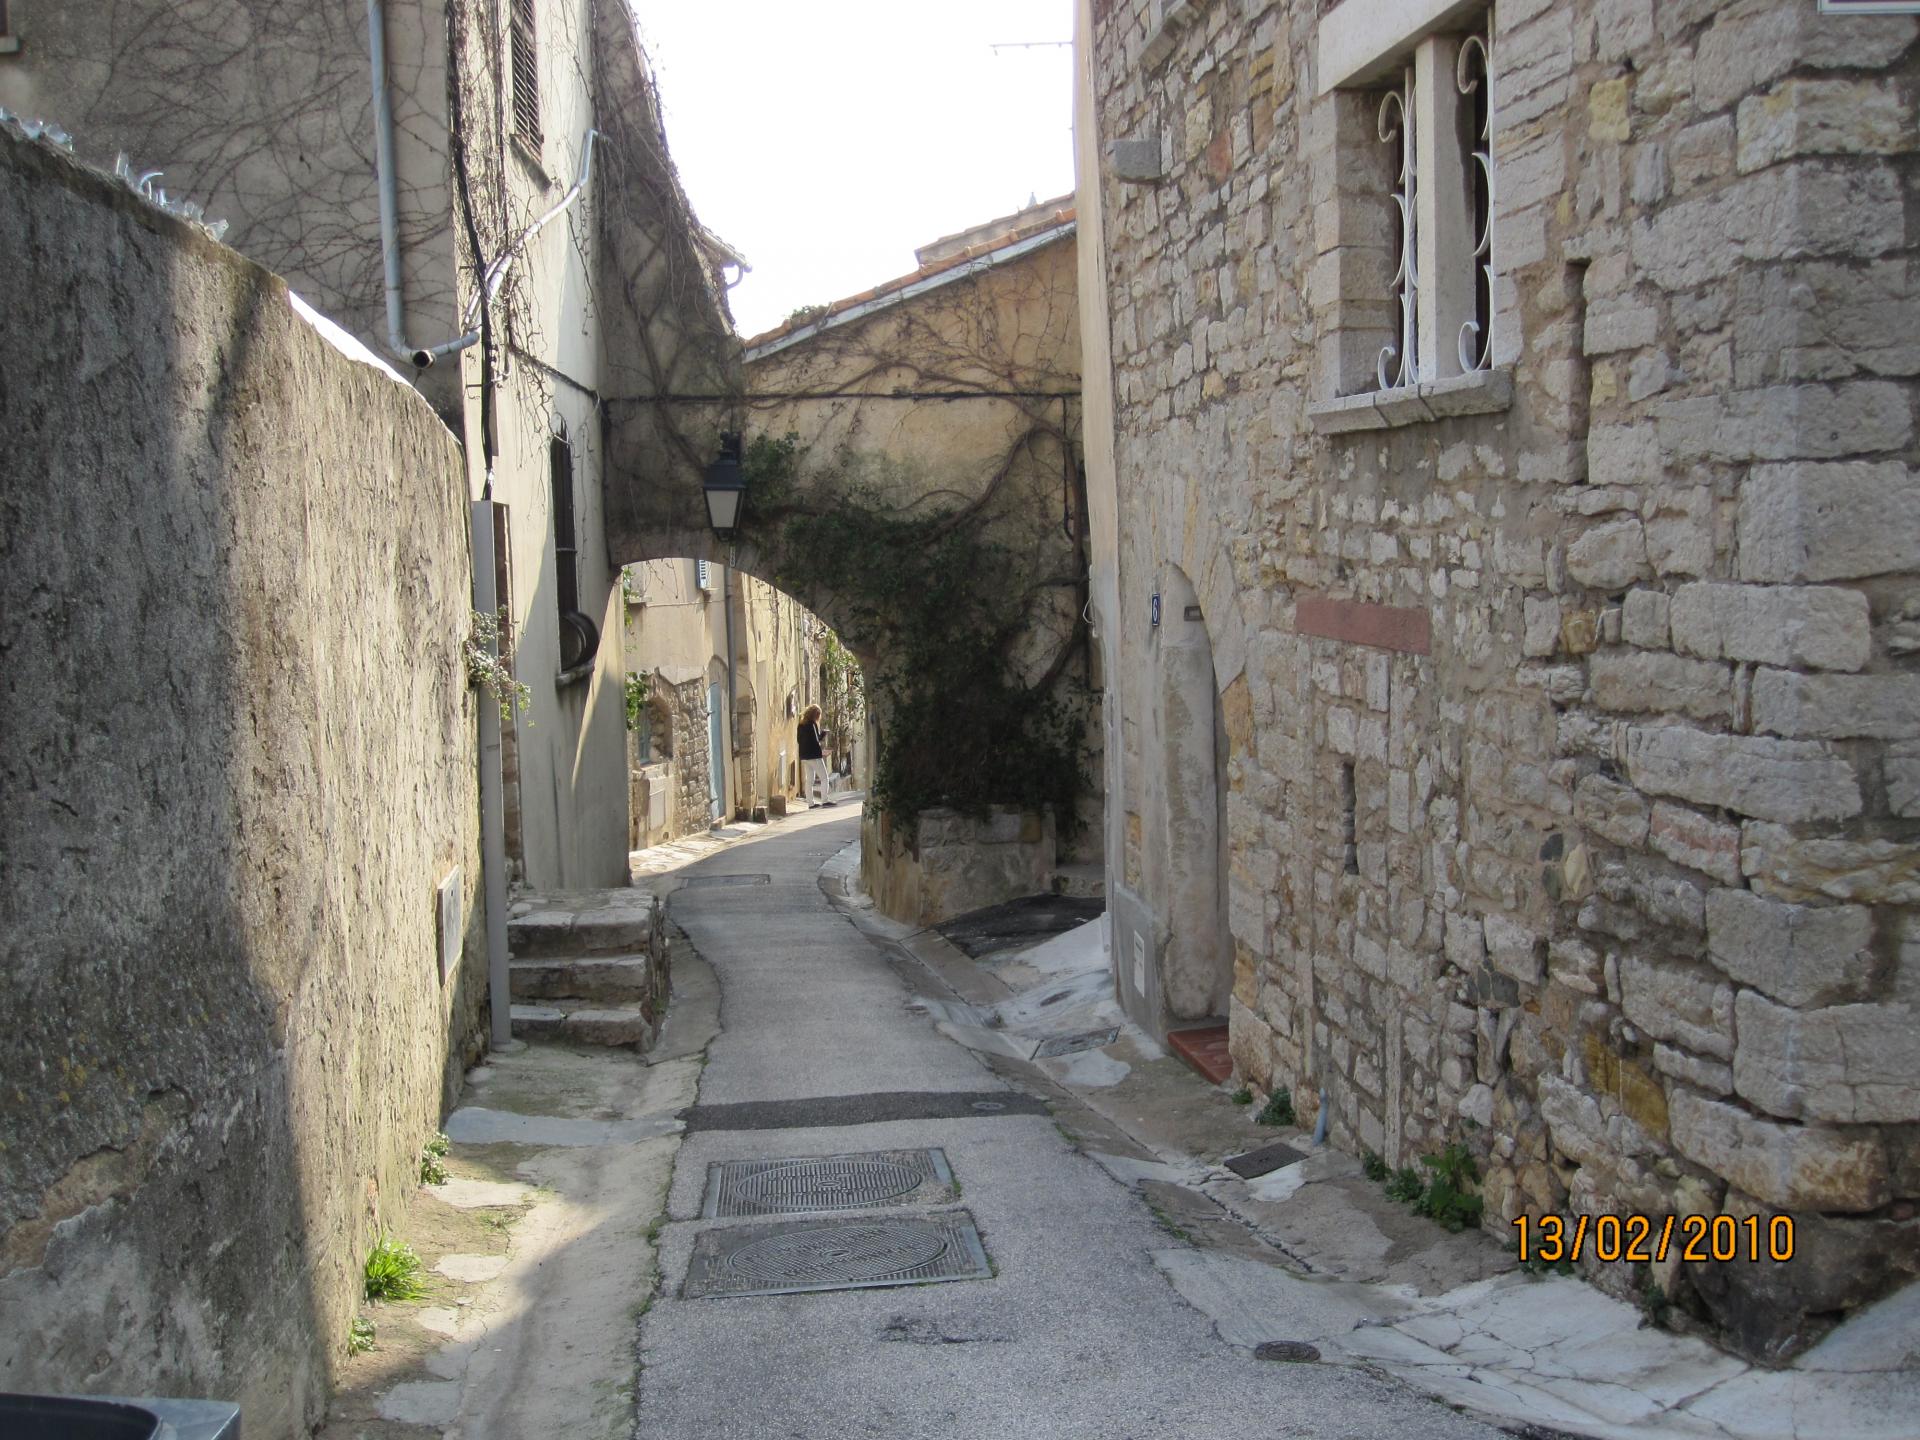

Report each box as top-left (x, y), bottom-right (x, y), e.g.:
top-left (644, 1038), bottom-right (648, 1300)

top-left (797, 704), bottom-right (831, 807)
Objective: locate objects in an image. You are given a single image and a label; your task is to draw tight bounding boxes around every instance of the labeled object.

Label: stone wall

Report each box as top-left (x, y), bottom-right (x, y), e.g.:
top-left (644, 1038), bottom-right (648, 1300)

top-left (862, 807), bottom-right (1059, 928)
top-left (1085, 0), bottom-right (1918, 1358)
top-left (0, 132), bottom-right (484, 1432)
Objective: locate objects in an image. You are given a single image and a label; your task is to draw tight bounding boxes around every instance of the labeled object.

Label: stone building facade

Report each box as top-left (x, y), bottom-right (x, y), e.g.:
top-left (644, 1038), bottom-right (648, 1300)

top-left (1076, 0), bottom-right (1918, 1356)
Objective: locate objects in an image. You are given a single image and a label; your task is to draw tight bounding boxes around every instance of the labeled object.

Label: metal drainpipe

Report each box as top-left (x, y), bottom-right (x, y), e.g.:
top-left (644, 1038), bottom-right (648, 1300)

top-left (722, 560), bottom-right (739, 819)
top-left (367, 0), bottom-right (419, 364)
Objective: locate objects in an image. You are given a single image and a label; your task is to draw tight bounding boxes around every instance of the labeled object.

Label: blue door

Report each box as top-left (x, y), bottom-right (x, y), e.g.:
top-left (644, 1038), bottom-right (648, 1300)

top-left (707, 681), bottom-right (726, 823)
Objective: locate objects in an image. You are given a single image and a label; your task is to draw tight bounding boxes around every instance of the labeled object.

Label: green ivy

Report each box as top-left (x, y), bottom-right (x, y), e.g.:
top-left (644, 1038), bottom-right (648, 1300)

top-left (624, 671), bottom-right (651, 733)
top-left (745, 434), bottom-right (1087, 836)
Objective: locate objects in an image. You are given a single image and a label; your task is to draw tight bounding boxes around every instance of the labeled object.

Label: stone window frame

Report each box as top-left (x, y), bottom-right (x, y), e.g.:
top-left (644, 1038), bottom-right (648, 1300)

top-left (1308, 0), bottom-right (1512, 435)
top-left (0, 0), bottom-right (18, 56)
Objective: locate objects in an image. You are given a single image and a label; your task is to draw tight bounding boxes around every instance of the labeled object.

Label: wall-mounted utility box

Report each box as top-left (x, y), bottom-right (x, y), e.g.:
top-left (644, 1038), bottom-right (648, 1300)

top-left (436, 868), bottom-right (462, 984)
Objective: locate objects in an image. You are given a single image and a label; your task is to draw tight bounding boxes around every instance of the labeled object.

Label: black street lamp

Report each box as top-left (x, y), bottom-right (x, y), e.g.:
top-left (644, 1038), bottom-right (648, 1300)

top-left (703, 432), bottom-right (746, 535)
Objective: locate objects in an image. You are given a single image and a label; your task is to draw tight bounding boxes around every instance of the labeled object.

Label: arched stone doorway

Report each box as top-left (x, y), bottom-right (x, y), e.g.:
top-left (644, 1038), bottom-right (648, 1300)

top-left (1152, 566), bottom-right (1232, 1024)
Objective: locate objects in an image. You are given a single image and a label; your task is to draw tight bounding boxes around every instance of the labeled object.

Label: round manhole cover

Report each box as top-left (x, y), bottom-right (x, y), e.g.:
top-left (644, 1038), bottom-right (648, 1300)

top-left (1254, 1340), bottom-right (1321, 1363)
top-left (734, 1158), bottom-right (925, 1212)
top-left (969, 1100), bottom-right (1006, 1113)
top-left (721, 1221), bottom-right (951, 1287)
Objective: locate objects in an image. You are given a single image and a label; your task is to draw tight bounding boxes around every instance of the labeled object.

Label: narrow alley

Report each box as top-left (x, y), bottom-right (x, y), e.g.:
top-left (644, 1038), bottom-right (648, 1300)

top-left (640, 808), bottom-right (1491, 1440)
top-left (311, 803), bottom-right (1918, 1440)
top-left (6, 2), bottom-right (1920, 1437)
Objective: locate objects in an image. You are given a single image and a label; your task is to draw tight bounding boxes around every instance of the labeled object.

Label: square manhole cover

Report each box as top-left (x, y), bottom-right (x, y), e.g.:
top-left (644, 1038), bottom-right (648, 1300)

top-left (1224, 1141), bottom-right (1307, 1179)
top-left (1032, 1028), bottom-right (1120, 1059)
top-left (683, 1212), bottom-right (992, 1298)
top-left (702, 1149), bottom-right (956, 1218)
top-left (681, 874), bottom-right (770, 888)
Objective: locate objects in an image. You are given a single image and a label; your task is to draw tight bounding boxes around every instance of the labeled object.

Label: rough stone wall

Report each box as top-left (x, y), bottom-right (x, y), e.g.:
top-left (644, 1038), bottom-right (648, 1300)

top-left (1088, 0), bottom-right (1918, 1358)
top-left (0, 134), bottom-right (484, 1432)
top-left (666, 676), bottom-right (713, 834)
top-left (861, 807), bottom-right (1059, 928)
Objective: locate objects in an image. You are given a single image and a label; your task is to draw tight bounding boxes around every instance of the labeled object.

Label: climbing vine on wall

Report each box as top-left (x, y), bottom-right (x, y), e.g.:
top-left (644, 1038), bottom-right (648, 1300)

top-left (818, 631), bottom-right (865, 766)
top-left (744, 435), bottom-right (1088, 836)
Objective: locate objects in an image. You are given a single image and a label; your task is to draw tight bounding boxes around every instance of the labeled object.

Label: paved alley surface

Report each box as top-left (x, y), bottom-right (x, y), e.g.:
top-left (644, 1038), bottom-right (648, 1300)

top-left (639, 806), bottom-right (1503, 1440)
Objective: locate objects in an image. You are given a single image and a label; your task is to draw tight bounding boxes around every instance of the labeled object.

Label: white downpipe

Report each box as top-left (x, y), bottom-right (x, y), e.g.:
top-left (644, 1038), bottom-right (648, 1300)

top-left (368, 0), bottom-right (596, 369)
top-left (367, 0), bottom-right (421, 365)
top-left (414, 130), bottom-right (601, 368)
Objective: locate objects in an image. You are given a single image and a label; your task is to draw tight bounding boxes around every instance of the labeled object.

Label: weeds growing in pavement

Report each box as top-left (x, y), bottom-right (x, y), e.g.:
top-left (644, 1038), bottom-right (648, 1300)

top-left (1256, 1088), bottom-right (1295, 1127)
top-left (363, 1234), bottom-right (428, 1303)
top-left (420, 1132), bottom-right (451, 1186)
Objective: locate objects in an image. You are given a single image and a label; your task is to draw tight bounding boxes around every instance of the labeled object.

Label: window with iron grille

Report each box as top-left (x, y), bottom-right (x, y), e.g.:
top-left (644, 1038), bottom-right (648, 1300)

top-left (509, 0), bottom-right (541, 149)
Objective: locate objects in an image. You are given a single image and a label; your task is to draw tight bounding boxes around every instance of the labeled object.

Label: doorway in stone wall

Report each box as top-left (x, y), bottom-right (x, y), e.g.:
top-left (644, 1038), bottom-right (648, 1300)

top-left (1157, 567), bottom-right (1234, 1077)
top-left (707, 680), bottom-right (726, 824)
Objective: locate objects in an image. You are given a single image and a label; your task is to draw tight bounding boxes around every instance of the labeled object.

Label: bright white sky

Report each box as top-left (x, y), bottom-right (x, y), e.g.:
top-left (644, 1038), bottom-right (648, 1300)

top-left (633, 2), bottom-right (1077, 340)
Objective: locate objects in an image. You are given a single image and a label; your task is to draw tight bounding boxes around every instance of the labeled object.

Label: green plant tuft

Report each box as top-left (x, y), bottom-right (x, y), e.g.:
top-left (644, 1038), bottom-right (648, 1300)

top-left (623, 671), bottom-right (651, 732)
top-left (1385, 1165), bottom-right (1426, 1203)
top-left (1412, 1143), bottom-right (1484, 1232)
top-left (347, 1315), bottom-right (376, 1356)
top-left (363, 1233), bottom-right (428, 1304)
top-left (420, 1132), bottom-right (451, 1187)
top-left (1361, 1149), bottom-right (1389, 1182)
top-left (1256, 1088), bottom-right (1296, 1127)
top-left (1638, 1269), bottom-right (1672, 1328)
top-left (466, 608), bottom-right (532, 724)
top-left (1229, 1087), bottom-right (1254, 1106)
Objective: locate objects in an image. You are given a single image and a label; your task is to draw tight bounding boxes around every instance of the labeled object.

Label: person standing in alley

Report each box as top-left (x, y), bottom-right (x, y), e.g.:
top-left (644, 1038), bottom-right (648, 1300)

top-left (797, 704), bottom-right (831, 807)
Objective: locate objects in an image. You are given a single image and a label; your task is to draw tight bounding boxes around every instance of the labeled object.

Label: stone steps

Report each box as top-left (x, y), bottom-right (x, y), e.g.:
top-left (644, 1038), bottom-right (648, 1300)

top-left (510, 953), bottom-right (653, 1005)
top-left (508, 906), bottom-right (656, 959)
top-left (506, 889), bottom-right (670, 1050)
top-left (510, 1001), bottom-right (655, 1048)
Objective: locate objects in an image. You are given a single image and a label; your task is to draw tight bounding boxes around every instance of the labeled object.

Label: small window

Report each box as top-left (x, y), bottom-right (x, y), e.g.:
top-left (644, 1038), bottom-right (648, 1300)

top-left (1371, 10), bottom-right (1494, 390)
top-left (509, 0), bottom-right (541, 149)
top-left (0, 0), bottom-right (20, 55)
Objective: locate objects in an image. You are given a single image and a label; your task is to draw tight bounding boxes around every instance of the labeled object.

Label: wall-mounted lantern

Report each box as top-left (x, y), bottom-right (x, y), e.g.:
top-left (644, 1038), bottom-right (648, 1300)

top-left (703, 432), bottom-right (747, 535)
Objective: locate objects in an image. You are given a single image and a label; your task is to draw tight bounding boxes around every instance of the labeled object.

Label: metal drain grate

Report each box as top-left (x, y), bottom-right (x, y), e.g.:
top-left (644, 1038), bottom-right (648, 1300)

top-left (680, 874), bottom-right (770, 888)
top-left (683, 1212), bottom-right (992, 1298)
top-left (1033, 1027), bottom-right (1120, 1059)
top-left (703, 1149), bottom-right (955, 1217)
top-left (1224, 1141), bottom-right (1307, 1179)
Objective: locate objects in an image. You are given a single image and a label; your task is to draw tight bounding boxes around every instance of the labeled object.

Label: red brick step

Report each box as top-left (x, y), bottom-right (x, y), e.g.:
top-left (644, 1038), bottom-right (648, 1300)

top-left (1167, 1023), bottom-right (1233, 1086)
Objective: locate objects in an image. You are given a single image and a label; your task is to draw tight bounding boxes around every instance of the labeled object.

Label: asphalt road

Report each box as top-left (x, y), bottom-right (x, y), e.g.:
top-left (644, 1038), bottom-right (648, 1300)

top-left (638, 807), bottom-right (1504, 1440)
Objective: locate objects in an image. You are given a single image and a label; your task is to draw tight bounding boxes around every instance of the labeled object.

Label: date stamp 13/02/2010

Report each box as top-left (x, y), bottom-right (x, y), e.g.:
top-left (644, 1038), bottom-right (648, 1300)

top-left (1513, 1213), bottom-right (1797, 1265)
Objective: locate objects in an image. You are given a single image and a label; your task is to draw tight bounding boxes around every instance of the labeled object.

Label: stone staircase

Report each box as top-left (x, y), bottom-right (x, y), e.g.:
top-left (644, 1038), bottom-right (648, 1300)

top-left (507, 889), bottom-right (671, 1049)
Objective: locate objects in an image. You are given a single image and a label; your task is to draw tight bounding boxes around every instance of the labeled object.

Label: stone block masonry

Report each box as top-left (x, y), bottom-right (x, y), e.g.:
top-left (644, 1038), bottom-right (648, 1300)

top-left (0, 133), bottom-right (484, 1434)
top-left (1086, 0), bottom-right (1920, 1361)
